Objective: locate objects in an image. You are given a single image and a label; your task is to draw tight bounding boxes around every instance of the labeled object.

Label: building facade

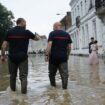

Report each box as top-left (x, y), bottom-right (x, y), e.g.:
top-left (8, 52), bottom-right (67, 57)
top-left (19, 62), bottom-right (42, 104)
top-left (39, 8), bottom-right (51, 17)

top-left (60, 12), bottom-right (72, 31)
top-left (67, 0), bottom-right (104, 55)
top-left (28, 35), bottom-right (47, 54)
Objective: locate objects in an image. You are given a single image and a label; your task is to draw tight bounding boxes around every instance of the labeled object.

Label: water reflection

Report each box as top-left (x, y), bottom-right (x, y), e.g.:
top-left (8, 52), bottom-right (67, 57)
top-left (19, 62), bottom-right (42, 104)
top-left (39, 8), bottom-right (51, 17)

top-left (1, 55), bottom-right (105, 105)
top-left (0, 62), bottom-right (9, 91)
top-left (32, 89), bottom-right (72, 105)
top-left (48, 90), bottom-right (71, 105)
top-left (89, 65), bottom-right (100, 87)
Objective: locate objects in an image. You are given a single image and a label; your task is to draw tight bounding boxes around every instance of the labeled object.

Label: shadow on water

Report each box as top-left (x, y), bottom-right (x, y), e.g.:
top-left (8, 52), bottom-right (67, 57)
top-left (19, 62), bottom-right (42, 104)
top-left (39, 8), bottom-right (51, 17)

top-left (0, 62), bottom-right (9, 91)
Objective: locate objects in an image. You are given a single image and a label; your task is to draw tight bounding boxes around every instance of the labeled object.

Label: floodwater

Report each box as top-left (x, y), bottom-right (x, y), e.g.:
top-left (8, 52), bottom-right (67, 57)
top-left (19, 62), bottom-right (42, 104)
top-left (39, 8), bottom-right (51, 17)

top-left (0, 55), bottom-right (105, 105)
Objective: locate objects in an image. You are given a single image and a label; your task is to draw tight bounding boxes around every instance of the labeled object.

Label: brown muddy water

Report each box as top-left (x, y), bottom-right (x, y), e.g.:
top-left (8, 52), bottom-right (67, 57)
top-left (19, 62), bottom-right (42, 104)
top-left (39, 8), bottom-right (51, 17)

top-left (0, 55), bottom-right (105, 105)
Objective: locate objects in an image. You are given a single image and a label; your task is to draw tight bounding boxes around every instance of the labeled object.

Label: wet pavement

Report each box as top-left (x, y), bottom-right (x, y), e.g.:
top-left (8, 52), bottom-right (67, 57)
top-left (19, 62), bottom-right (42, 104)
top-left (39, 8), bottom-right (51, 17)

top-left (0, 55), bottom-right (105, 105)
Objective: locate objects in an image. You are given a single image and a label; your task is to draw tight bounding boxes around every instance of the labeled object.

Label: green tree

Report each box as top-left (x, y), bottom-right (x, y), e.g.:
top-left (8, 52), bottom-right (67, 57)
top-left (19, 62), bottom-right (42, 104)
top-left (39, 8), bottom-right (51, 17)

top-left (0, 3), bottom-right (14, 48)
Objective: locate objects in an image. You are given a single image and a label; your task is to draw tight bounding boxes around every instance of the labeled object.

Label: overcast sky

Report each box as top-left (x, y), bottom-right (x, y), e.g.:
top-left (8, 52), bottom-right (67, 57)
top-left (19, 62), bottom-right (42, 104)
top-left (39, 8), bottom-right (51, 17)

top-left (1, 0), bottom-right (71, 37)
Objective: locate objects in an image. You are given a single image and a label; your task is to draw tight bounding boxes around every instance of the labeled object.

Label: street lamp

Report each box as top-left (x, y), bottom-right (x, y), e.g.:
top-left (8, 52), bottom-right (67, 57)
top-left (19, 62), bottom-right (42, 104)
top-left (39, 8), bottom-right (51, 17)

top-left (56, 13), bottom-right (66, 16)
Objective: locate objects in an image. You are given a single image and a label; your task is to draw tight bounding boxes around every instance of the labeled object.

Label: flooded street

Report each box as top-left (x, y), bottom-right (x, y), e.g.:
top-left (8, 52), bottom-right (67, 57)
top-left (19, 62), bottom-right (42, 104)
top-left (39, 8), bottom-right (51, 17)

top-left (0, 55), bottom-right (105, 105)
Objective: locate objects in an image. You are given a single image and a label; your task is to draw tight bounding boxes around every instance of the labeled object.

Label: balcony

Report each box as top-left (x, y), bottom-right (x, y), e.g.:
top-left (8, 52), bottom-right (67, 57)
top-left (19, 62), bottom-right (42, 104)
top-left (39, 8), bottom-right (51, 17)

top-left (60, 12), bottom-right (72, 31)
top-left (76, 16), bottom-right (80, 28)
top-left (95, 0), bottom-right (105, 24)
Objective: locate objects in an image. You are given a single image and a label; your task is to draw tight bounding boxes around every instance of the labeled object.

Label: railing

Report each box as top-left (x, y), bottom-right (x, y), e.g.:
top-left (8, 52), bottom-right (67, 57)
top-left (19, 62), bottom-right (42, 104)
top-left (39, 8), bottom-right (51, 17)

top-left (95, 0), bottom-right (105, 24)
top-left (76, 16), bottom-right (80, 28)
top-left (95, 0), bottom-right (105, 11)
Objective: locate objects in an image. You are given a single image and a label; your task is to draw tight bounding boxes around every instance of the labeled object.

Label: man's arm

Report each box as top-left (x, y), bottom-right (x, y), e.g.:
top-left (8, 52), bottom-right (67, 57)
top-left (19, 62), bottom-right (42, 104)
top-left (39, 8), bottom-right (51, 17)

top-left (67, 44), bottom-right (71, 57)
top-left (27, 30), bottom-right (42, 41)
top-left (33, 34), bottom-right (41, 41)
top-left (45, 41), bottom-right (52, 62)
top-left (67, 34), bottom-right (72, 58)
top-left (1, 41), bottom-right (8, 62)
top-left (45, 31), bottom-right (53, 62)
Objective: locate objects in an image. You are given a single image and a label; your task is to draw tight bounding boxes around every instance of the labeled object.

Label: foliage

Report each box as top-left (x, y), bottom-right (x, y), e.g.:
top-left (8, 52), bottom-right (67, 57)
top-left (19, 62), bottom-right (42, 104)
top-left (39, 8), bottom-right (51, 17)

top-left (0, 3), bottom-right (14, 48)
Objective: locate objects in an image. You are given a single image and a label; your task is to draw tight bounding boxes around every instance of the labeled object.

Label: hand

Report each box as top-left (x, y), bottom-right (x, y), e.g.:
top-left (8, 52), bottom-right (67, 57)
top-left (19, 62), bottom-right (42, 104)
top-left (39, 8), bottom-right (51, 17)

top-left (34, 35), bottom-right (41, 40)
top-left (37, 35), bottom-right (41, 40)
top-left (0, 55), bottom-right (6, 64)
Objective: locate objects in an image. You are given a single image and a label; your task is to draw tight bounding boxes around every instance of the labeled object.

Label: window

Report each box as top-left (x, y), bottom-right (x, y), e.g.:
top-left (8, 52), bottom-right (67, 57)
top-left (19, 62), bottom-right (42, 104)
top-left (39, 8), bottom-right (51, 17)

top-left (75, 8), bottom-right (77, 18)
top-left (82, 26), bottom-right (85, 48)
top-left (76, 30), bottom-right (79, 49)
top-left (85, 24), bottom-right (89, 47)
top-left (71, 11), bottom-right (74, 25)
top-left (75, 32), bottom-right (78, 49)
top-left (72, 32), bottom-right (77, 50)
top-left (89, 0), bottom-right (94, 10)
top-left (80, 1), bottom-right (83, 17)
top-left (92, 19), bottom-right (97, 40)
top-left (92, 0), bottom-right (95, 6)
top-left (74, 35), bottom-right (76, 49)
top-left (72, 31), bottom-right (79, 49)
top-left (72, 33), bottom-right (75, 50)
top-left (72, 11), bottom-right (74, 24)
top-left (77, 5), bottom-right (80, 16)
top-left (85, 0), bottom-right (87, 13)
